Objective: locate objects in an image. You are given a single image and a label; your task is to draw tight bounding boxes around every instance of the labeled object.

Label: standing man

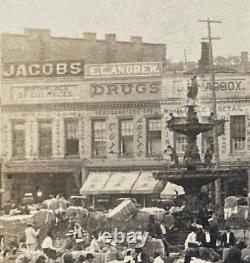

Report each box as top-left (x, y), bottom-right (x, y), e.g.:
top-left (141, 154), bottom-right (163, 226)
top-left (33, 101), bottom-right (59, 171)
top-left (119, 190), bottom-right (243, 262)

top-left (134, 247), bottom-right (151, 263)
top-left (221, 226), bottom-right (236, 248)
top-left (25, 223), bottom-right (40, 251)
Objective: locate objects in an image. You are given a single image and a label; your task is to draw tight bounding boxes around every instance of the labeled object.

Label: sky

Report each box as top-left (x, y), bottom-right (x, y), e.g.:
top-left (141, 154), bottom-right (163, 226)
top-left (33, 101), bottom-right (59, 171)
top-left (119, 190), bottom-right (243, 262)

top-left (0, 0), bottom-right (249, 62)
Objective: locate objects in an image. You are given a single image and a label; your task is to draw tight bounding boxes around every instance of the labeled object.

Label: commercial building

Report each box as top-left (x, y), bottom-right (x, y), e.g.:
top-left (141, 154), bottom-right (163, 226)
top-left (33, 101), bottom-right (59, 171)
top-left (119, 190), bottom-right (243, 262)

top-left (1, 28), bottom-right (250, 209)
top-left (0, 29), bottom-right (167, 208)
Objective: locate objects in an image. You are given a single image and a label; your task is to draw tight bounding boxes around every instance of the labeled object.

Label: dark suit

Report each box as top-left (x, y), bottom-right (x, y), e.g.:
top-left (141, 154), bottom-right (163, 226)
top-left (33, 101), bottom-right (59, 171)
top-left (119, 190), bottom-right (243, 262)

top-left (221, 232), bottom-right (236, 248)
top-left (134, 251), bottom-right (151, 263)
top-left (223, 246), bottom-right (241, 263)
top-left (147, 222), bottom-right (161, 238)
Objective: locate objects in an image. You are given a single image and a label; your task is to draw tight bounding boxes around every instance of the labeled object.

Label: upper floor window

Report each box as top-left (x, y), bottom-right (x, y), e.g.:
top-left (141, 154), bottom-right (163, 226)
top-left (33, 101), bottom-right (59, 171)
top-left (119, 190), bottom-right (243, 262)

top-left (174, 133), bottom-right (187, 154)
top-left (147, 118), bottom-right (162, 156)
top-left (92, 120), bottom-right (107, 157)
top-left (65, 120), bottom-right (79, 156)
top-left (39, 121), bottom-right (52, 158)
top-left (230, 115), bottom-right (246, 152)
top-left (120, 119), bottom-right (134, 157)
top-left (12, 121), bottom-right (25, 158)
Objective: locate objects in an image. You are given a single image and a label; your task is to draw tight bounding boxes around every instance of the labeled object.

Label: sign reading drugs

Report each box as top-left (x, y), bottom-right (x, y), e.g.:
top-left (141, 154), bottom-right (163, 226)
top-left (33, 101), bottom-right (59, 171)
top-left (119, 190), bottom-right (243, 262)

top-left (85, 62), bottom-right (163, 78)
top-left (2, 61), bottom-right (84, 78)
top-left (90, 81), bottom-right (160, 97)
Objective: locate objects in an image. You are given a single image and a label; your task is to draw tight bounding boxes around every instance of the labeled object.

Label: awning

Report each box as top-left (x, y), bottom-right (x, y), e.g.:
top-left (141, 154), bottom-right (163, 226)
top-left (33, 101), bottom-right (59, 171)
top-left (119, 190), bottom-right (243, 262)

top-left (131, 171), bottom-right (165, 194)
top-left (160, 182), bottom-right (185, 198)
top-left (101, 171), bottom-right (140, 194)
top-left (80, 172), bottom-right (111, 195)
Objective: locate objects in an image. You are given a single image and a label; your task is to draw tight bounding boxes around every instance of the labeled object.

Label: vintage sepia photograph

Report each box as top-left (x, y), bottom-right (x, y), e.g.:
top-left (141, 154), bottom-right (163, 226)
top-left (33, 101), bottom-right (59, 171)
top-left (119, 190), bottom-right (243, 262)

top-left (0, 0), bottom-right (250, 262)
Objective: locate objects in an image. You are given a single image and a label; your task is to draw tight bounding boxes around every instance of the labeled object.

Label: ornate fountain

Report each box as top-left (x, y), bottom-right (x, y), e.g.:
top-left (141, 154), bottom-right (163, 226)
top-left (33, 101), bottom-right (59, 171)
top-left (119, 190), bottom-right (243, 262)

top-left (154, 76), bottom-right (245, 214)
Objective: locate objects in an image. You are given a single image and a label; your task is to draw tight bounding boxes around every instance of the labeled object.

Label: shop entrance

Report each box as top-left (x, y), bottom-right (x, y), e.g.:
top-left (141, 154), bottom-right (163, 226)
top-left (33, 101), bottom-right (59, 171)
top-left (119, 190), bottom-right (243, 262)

top-left (11, 172), bottom-right (78, 204)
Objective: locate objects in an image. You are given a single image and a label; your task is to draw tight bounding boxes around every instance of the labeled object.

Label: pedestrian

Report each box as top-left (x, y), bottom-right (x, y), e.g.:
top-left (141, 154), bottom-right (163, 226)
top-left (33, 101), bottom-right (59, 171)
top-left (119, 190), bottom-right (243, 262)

top-left (223, 240), bottom-right (246, 263)
top-left (221, 226), bottom-right (236, 248)
top-left (147, 215), bottom-right (161, 239)
top-left (89, 231), bottom-right (101, 253)
top-left (153, 251), bottom-right (164, 263)
top-left (208, 216), bottom-right (219, 249)
top-left (63, 253), bottom-right (74, 263)
top-left (134, 247), bottom-right (150, 263)
top-left (25, 223), bottom-right (40, 251)
top-left (84, 253), bottom-right (95, 263)
top-left (34, 255), bottom-right (47, 263)
top-left (41, 231), bottom-right (57, 260)
top-left (124, 249), bottom-right (134, 263)
top-left (64, 230), bottom-right (76, 251)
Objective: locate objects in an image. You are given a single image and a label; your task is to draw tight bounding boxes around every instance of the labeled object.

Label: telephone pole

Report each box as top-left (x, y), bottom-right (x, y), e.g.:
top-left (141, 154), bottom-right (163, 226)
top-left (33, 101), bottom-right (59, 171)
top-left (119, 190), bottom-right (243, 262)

top-left (198, 18), bottom-right (222, 217)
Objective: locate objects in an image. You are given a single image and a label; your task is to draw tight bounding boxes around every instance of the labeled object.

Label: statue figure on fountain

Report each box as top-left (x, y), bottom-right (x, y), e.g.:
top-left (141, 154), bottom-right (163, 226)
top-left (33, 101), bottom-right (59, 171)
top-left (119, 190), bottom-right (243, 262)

top-left (204, 142), bottom-right (214, 166)
top-left (187, 75), bottom-right (198, 105)
top-left (166, 145), bottom-right (179, 165)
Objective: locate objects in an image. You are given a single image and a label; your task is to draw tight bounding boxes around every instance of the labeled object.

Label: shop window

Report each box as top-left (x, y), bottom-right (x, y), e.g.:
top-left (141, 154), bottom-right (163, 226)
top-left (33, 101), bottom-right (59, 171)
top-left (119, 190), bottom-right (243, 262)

top-left (39, 121), bottom-right (52, 158)
top-left (147, 118), bottom-right (162, 156)
top-left (92, 120), bottom-right (107, 157)
top-left (12, 121), bottom-right (25, 158)
top-left (230, 115), bottom-right (246, 152)
top-left (202, 130), bottom-right (214, 154)
top-left (119, 119), bottom-right (134, 157)
top-left (174, 133), bottom-right (187, 154)
top-left (65, 119), bottom-right (79, 156)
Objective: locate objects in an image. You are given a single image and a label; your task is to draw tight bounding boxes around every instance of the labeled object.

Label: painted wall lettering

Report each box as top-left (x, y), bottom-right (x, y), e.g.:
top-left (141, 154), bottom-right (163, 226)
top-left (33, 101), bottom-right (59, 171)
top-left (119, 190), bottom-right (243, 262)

top-left (2, 61), bottom-right (84, 78)
top-left (85, 62), bottom-right (163, 78)
top-left (90, 82), bottom-right (160, 97)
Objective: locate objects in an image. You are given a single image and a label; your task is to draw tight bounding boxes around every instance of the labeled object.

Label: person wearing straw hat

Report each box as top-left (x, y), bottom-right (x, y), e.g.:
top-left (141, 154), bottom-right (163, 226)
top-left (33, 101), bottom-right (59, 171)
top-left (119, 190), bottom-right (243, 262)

top-left (25, 222), bottom-right (40, 251)
top-left (83, 253), bottom-right (95, 263)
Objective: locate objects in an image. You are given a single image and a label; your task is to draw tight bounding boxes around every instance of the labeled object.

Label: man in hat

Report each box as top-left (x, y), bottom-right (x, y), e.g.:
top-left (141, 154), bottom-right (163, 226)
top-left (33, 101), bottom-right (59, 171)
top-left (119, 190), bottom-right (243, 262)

top-left (84, 253), bottom-right (95, 263)
top-left (221, 226), bottom-right (236, 248)
top-left (134, 247), bottom-right (150, 263)
top-left (89, 231), bottom-right (101, 253)
top-left (147, 215), bottom-right (161, 239)
top-left (223, 240), bottom-right (246, 263)
top-left (64, 230), bottom-right (76, 251)
top-left (25, 223), bottom-right (40, 251)
top-left (34, 255), bottom-right (47, 263)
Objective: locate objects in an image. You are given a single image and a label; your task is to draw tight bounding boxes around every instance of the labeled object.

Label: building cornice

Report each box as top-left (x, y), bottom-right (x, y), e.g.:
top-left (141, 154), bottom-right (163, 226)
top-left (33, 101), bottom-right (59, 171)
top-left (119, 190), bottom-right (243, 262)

top-left (1, 101), bottom-right (161, 113)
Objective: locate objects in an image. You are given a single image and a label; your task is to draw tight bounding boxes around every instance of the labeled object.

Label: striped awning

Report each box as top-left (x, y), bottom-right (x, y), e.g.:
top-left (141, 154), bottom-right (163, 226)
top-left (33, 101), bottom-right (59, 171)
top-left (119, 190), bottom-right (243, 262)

top-left (101, 171), bottom-right (140, 194)
top-left (80, 172), bottom-right (111, 195)
top-left (131, 171), bottom-right (165, 194)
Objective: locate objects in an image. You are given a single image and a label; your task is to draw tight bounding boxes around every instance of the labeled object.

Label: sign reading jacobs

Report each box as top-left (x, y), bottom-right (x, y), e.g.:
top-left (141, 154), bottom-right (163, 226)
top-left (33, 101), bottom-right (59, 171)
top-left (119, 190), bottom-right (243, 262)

top-left (85, 62), bottom-right (163, 78)
top-left (2, 61), bottom-right (84, 78)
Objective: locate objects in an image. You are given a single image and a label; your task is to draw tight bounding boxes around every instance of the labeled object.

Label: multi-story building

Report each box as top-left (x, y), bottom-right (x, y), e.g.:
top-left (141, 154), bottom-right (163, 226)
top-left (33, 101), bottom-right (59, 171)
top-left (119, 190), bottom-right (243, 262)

top-left (0, 29), bottom-right (167, 208)
top-left (0, 28), bottom-right (249, 209)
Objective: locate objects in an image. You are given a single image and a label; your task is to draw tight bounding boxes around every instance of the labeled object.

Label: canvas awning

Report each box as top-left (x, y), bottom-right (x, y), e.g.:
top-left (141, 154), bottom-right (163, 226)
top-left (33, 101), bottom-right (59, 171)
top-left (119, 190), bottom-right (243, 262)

top-left (101, 171), bottom-right (140, 194)
top-left (80, 172), bottom-right (111, 195)
top-left (131, 171), bottom-right (165, 194)
top-left (160, 182), bottom-right (185, 198)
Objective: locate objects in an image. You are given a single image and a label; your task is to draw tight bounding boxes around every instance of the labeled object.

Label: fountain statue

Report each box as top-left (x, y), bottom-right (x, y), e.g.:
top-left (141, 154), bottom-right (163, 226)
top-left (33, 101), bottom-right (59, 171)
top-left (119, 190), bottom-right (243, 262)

top-left (154, 75), bottom-right (246, 215)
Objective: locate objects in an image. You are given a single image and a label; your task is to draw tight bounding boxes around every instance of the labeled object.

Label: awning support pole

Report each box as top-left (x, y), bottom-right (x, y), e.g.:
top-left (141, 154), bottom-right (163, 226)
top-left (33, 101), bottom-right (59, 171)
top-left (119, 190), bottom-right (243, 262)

top-left (92, 195), bottom-right (95, 210)
top-left (143, 195), bottom-right (146, 208)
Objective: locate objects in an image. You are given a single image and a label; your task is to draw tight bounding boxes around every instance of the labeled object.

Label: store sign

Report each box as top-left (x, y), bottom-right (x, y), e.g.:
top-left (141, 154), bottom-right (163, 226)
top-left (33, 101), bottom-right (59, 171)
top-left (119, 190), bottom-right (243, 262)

top-left (11, 85), bottom-right (80, 100)
top-left (2, 61), bottom-right (84, 78)
top-left (85, 62), bottom-right (163, 78)
top-left (90, 81), bottom-right (160, 97)
top-left (201, 78), bottom-right (245, 92)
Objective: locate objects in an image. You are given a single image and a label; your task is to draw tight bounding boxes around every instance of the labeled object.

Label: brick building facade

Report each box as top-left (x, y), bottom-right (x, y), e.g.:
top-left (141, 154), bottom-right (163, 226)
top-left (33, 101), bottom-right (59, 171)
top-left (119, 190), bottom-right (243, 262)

top-left (0, 29), bottom-right (167, 208)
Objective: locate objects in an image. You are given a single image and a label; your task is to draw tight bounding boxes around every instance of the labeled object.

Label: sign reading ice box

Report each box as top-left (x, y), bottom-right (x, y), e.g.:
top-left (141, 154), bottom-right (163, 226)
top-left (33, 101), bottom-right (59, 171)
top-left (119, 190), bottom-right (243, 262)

top-left (2, 61), bottom-right (84, 78)
top-left (85, 62), bottom-right (163, 78)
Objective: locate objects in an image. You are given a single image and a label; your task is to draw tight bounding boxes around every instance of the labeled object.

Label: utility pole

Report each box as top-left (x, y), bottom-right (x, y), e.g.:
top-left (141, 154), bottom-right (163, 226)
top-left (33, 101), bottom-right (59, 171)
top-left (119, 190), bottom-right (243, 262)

top-left (198, 18), bottom-right (222, 217)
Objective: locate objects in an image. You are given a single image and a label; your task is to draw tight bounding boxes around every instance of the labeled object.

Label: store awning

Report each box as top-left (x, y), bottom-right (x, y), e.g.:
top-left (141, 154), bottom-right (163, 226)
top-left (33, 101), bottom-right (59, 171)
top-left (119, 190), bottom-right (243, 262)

top-left (80, 172), bottom-right (111, 195)
top-left (131, 171), bottom-right (165, 194)
top-left (101, 171), bottom-right (140, 194)
top-left (160, 182), bottom-right (185, 198)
